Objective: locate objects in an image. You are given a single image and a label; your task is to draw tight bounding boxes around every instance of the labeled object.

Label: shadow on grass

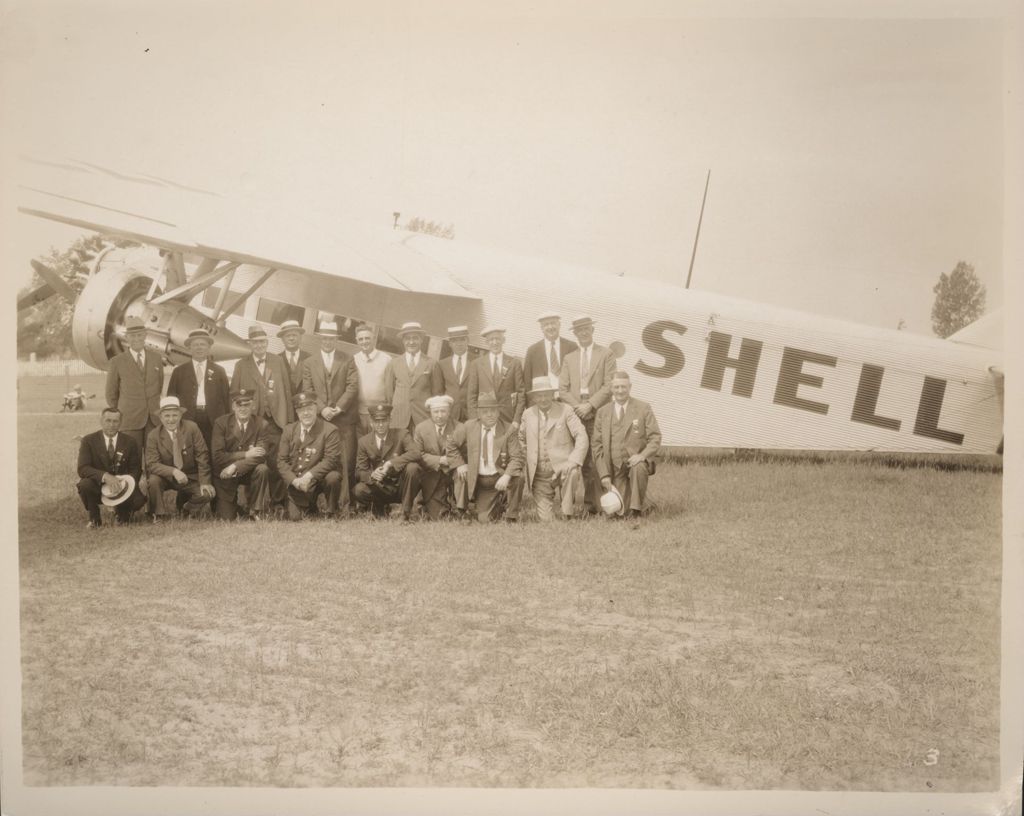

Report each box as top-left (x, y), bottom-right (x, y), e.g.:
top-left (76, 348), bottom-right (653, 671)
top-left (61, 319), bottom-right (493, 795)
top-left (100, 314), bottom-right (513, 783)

top-left (662, 447), bottom-right (1003, 474)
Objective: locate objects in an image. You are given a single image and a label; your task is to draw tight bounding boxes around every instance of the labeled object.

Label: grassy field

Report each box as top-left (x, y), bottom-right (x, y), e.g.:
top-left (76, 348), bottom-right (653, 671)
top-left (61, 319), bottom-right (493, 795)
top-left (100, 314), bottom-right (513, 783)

top-left (16, 376), bottom-right (1003, 790)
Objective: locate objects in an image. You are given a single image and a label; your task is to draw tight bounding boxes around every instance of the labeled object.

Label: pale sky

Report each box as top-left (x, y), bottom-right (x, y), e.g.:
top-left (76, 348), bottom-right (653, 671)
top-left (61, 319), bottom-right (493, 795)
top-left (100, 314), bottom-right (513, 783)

top-left (0, 1), bottom-right (1007, 334)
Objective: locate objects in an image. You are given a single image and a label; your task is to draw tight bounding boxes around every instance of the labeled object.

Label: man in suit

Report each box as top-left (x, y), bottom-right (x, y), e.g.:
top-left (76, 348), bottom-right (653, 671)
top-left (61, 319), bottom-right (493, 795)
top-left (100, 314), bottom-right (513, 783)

top-left (449, 391), bottom-right (525, 523)
top-left (166, 328), bottom-right (231, 452)
top-left (408, 394), bottom-right (463, 520)
top-left (518, 377), bottom-right (588, 521)
top-left (77, 407), bottom-right (146, 528)
top-left (559, 315), bottom-right (617, 515)
top-left (353, 323), bottom-right (391, 436)
top-left (276, 319), bottom-right (310, 395)
top-left (353, 402), bottom-right (420, 519)
top-left (105, 315), bottom-right (163, 452)
top-left (277, 390), bottom-right (343, 520)
top-left (301, 320), bottom-right (360, 515)
top-left (384, 321), bottom-right (444, 432)
top-left (522, 312), bottom-right (577, 402)
top-left (145, 396), bottom-right (215, 520)
top-left (593, 372), bottom-right (662, 518)
top-left (466, 326), bottom-right (525, 431)
top-left (438, 325), bottom-right (471, 422)
top-left (210, 388), bottom-right (275, 521)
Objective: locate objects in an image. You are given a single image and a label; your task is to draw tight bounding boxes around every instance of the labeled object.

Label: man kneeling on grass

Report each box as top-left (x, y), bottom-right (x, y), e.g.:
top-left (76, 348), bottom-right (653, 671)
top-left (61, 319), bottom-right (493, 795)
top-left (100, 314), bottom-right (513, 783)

top-left (77, 407), bottom-right (147, 528)
top-left (211, 388), bottom-right (275, 521)
top-left (145, 396), bottom-right (215, 521)
top-left (353, 402), bottom-right (419, 519)
top-left (277, 390), bottom-right (343, 520)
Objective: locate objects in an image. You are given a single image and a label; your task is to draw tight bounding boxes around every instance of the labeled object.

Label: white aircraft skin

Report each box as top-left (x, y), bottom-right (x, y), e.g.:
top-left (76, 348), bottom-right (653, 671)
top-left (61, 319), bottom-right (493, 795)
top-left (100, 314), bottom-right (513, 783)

top-left (18, 158), bottom-right (1004, 453)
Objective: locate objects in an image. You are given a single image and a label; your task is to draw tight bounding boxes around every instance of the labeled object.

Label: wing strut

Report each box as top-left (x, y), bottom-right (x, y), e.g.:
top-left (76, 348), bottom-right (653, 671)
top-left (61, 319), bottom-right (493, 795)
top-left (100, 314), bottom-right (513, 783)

top-left (149, 261), bottom-right (240, 306)
top-left (217, 268), bottom-right (277, 325)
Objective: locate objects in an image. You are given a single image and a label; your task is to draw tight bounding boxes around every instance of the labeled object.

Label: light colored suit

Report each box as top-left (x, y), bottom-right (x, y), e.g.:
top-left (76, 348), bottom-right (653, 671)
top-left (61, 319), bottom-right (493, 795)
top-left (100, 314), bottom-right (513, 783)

top-left (384, 354), bottom-right (444, 431)
top-left (518, 402), bottom-right (588, 520)
top-left (592, 398), bottom-right (662, 513)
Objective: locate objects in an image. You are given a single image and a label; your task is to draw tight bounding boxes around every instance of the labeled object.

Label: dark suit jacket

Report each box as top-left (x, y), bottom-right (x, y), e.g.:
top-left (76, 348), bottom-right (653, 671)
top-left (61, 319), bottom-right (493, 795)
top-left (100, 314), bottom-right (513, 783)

top-left (384, 355), bottom-right (444, 430)
top-left (167, 359), bottom-right (231, 422)
top-left (230, 354), bottom-right (294, 429)
top-left (523, 337), bottom-right (577, 389)
top-left (410, 418), bottom-right (462, 472)
top-left (211, 413), bottom-right (273, 476)
top-left (592, 399), bottom-right (662, 479)
top-left (301, 352), bottom-right (360, 427)
top-left (105, 349), bottom-right (164, 430)
top-left (78, 430), bottom-right (142, 484)
top-left (466, 355), bottom-right (525, 425)
top-left (145, 420), bottom-right (212, 484)
top-left (277, 418), bottom-right (341, 485)
top-left (355, 428), bottom-right (417, 483)
top-left (438, 355), bottom-right (470, 422)
top-left (278, 349), bottom-right (310, 394)
top-left (447, 418), bottom-right (524, 496)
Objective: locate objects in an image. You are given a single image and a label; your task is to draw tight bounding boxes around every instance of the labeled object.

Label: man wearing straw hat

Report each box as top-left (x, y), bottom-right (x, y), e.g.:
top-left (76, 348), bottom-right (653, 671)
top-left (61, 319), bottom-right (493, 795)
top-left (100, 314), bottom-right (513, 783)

top-left (276, 319), bottom-right (310, 394)
top-left (466, 326), bottom-right (525, 430)
top-left (438, 325), bottom-right (472, 423)
top-left (523, 312), bottom-right (577, 403)
top-left (518, 377), bottom-right (588, 521)
top-left (105, 315), bottom-right (163, 452)
top-left (384, 321), bottom-right (444, 432)
top-left (145, 396), bottom-right (215, 520)
top-left (77, 407), bottom-right (146, 528)
top-left (408, 394), bottom-right (462, 520)
top-left (167, 327), bottom-right (231, 453)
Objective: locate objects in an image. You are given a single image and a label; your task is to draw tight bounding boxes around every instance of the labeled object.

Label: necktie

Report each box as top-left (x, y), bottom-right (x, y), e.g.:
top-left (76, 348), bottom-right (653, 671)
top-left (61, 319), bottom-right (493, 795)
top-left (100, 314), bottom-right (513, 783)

top-left (549, 344), bottom-right (560, 375)
top-left (377, 435), bottom-right (383, 451)
top-left (172, 432), bottom-right (183, 469)
top-left (483, 429), bottom-right (491, 467)
top-left (240, 421), bottom-right (247, 436)
top-left (107, 436), bottom-right (115, 460)
top-left (492, 356), bottom-right (500, 382)
top-left (581, 348), bottom-right (590, 383)
top-left (256, 358), bottom-right (265, 376)
top-left (136, 352), bottom-right (145, 370)
top-left (290, 353), bottom-right (297, 368)
top-left (454, 355), bottom-right (463, 384)
top-left (300, 427), bottom-right (307, 444)
top-left (436, 425), bottom-right (444, 441)
top-left (616, 404), bottom-right (623, 422)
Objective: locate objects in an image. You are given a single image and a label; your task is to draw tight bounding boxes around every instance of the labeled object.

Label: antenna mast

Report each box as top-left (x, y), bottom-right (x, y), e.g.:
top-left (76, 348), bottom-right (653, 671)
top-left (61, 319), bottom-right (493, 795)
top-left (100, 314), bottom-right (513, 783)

top-left (685, 169), bottom-right (711, 289)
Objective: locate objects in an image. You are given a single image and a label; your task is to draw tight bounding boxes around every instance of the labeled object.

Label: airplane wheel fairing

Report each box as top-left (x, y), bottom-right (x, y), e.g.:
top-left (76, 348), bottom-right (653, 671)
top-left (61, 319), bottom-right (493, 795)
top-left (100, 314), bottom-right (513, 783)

top-left (71, 266), bottom-right (155, 371)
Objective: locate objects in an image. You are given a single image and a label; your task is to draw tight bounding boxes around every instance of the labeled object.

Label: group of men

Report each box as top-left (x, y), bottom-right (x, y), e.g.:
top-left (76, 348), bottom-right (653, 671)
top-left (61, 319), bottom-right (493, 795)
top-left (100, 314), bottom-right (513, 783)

top-left (76, 312), bottom-right (661, 527)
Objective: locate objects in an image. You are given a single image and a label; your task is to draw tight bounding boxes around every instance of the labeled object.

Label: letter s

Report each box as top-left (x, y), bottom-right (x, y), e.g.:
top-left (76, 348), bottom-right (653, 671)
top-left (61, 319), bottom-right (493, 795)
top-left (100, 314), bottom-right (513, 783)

top-left (635, 321), bottom-right (687, 379)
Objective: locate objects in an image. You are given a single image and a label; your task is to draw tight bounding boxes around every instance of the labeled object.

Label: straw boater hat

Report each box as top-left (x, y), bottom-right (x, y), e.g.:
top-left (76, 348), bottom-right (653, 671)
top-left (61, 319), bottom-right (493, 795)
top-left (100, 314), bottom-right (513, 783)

top-left (600, 484), bottom-right (625, 517)
top-left (527, 376), bottom-right (559, 395)
top-left (476, 391), bottom-right (500, 409)
top-left (570, 315), bottom-right (595, 333)
top-left (276, 319), bottom-right (305, 337)
top-left (398, 321), bottom-right (425, 336)
top-left (293, 391), bottom-right (318, 409)
top-left (536, 311), bottom-right (561, 322)
top-left (184, 328), bottom-right (212, 348)
top-left (368, 403), bottom-right (393, 420)
top-left (100, 475), bottom-right (137, 508)
top-left (124, 316), bottom-right (146, 334)
top-left (447, 325), bottom-right (469, 339)
top-left (159, 396), bottom-right (185, 413)
top-left (480, 326), bottom-right (506, 338)
top-left (316, 320), bottom-right (341, 337)
top-left (247, 325), bottom-right (268, 341)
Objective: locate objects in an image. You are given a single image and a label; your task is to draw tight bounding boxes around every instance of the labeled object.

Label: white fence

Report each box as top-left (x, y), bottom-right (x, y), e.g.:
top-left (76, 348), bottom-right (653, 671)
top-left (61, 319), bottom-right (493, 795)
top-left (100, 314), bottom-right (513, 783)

top-left (17, 358), bottom-right (98, 377)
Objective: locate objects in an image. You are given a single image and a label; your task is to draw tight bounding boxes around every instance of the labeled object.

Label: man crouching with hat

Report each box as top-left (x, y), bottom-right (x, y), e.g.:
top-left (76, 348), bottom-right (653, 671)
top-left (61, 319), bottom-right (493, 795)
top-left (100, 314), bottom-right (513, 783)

top-left (353, 403), bottom-right (420, 519)
top-left (277, 390), bottom-right (343, 520)
top-left (145, 396), bottom-right (215, 520)
top-left (448, 391), bottom-right (524, 523)
top-left (77, 407), bottom-right (147, 528)
top-left (211, 388), bottom-right (275, 521)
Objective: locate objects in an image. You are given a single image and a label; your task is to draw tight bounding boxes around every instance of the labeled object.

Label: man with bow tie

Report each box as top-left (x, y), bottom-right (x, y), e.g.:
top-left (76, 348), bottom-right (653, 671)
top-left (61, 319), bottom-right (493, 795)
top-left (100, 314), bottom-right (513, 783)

top-left (353, 402), bottom-right (420, 519)
top-left (77, 407), bottom-right (146, 528)
top-left (210, 388), bottom-right (275, 521)
top-left (383, 321), bottom-right (444, 432)
top-left (353, 323), bottom-right (391, 436)
top-left (145, 397), bottom-right (215, 520)
top-left (466, 326), bottom-right (525, 431)
top-left (408, 394), bottom-right (463, 520)
top-left (277, 391), bottom-right (343, 520)
top-left (439, 325), bottom-right (472, 423)
top-left (592, 372), bottom-right (662, 518)
top-left (522, 312), bottom-right (577, 406)
top-left (105, 315), bottom-right (164, 452)
top-left (276, 319), bottom-right (310, 395)
top-left (166, 328), bottom-right (231, 453)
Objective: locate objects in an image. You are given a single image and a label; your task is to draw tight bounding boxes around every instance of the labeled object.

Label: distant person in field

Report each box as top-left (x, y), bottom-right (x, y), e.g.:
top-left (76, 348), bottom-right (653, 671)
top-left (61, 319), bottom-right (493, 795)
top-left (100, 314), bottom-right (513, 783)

top-left (518, 377), bottom-right (588, 521)
top-left (76, 407), bottom-right (146, 528)
top-left (353, 323), bottom-right (391, 436)
top-left (276, 319), bottom-right (309, 395)
top-left (449, 391), bottom-right (525, 523)
top-left (277, 390), bottom-right (343, 520)
top-left (210, 388), bottom-right (274, 521)
top-left (592, 372), bottom-right (662, 519)
top-left (353, 402), bottom-right (420, 520)
top-left (522, 312), bottom-right (577, 403)
top-left (105, 315), bottom-right (163, 451)
top-left (438, 325), bottom-right (471, 423)
top-left (166, 328), bottom-right (231, 453)
top-left (145, 396), bottom-right (215, 520)
top-left (466, 326), bottom-right (525, 431)
top-left (384, 322), bottom-right (444, 433)
top-left (559, 315), bottom-right (616, 515)
top-left (408, 394), bottom-right (462, 520)
top-left (62, 383), bottom-right (92, 412)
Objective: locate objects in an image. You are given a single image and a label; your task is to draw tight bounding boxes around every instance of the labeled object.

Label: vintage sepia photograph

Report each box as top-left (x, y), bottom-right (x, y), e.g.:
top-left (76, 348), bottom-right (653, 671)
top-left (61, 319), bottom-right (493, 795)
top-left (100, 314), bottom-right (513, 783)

top-left (2, 1), bottom-right (1021, 814)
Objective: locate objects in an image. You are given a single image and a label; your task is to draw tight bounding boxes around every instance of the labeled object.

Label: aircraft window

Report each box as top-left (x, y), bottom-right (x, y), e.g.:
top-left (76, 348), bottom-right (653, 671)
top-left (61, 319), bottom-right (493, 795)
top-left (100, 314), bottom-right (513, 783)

top-left (438, 340), bottom-right (487, 361)
top-left (200, 286), bottom-right (244, 317)
top-left (315, 312), bottom-right (361, 345)
top-left (375, 324), bottom-right (405, 356)
top-left (257, 298), bottom-right (305, 326)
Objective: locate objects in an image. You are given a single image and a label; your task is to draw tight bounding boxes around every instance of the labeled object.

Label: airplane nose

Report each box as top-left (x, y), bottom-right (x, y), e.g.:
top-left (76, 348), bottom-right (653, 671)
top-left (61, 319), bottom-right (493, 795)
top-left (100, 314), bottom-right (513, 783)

top-left (145, 300), bottom-right (252, 361)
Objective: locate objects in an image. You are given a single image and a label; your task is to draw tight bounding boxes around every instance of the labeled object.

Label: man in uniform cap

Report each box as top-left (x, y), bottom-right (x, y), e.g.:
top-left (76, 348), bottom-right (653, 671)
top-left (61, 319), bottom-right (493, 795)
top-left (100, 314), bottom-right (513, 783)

top-left (448, 391), bottom-right (525, 523)
top-left (559, 315), bottom-right (616, 514)
top-left (353, 323), bottom-right (391, 435)
top-left (276, 319), bottom-right (309, 394)
top-left (145, 396), bottom-right (215, 520)
top-left (523, 312), bottom-right (577, 403)
top-left (105, 315), bottom-right (163, 452)
top-left (353, 402), bottom-right (420, 519)
top-left (383, 321), bottom-right (444, 432)
top-left (277, 390), bottom-right (343, 520)
top-left (76, 407), bottom-right (146, 528)
top-left (592, 372), bottom-right (662, 518)
top-left (466, 326), bottom-right (525, 431)
top-left (166, 327), bottom-right (231, 453)
top-left (438, 325), bottom-right (472, 422)
top-left (210, 388), bottom-right (275, 520)
top-left (408, 394), bottom-right (463, 519)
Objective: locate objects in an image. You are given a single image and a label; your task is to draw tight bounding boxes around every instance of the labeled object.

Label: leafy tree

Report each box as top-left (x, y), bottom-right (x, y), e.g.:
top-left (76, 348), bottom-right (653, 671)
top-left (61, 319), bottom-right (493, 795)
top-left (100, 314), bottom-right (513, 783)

top-left (405, 216), bottom-right (455, 240)
top-left (931, 261), bottom-right (986, 339)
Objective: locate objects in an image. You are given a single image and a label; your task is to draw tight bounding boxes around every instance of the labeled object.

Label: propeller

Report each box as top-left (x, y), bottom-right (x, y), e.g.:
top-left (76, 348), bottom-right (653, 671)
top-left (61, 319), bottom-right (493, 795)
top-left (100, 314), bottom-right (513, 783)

top-left (17, 260), bottom-right (77, 313)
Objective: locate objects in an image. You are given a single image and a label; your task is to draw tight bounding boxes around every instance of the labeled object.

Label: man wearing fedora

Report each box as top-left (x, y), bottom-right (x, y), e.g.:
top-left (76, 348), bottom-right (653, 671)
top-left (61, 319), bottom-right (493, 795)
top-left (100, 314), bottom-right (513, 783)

top-left (353, 323), bottom-right (391, 436)
top-left (353, 402), bottom-right (420, 519)
top-left (384, 321), bottom-right (444, 432)
top-left (278, 391), bottom-right (343, 520)
top-left (519, 377), bottom-right (588, 521)
top-left (559, 315), bottom-right (617, 515)
top-left (449, 391), bottom-right (524, 523)
top-left (145, 396), bottom-right (215, 520)
top-left (77, 407), bottom-right (147, 528)
top-left (105, 315), bottom-right (164, 452)
top-left (522, 312), bottom-right (577, 405)
top-left (210, 388), bottom-right (275, 521)
top-left (167, 327), bottom-right (231, 453)
top-left (439, 325), bottom-right (473, 423)
top-left (466, 326), bottom-right (525, 431)
top-left (592, 371), bottom-right (662, 519)
top-left (408, 394), bottom-right (462, 520)
top-left (276, 319), bottom-right (310, 395)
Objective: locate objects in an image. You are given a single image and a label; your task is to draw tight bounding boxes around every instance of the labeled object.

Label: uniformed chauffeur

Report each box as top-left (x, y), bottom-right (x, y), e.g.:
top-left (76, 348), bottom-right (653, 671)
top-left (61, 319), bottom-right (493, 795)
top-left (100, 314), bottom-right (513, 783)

top-left (353, 402), bottom-right (420, 519)
top-left (277, 390), bottom-right (343, 520)
top-left (210, 388), bottom-right (274, 521)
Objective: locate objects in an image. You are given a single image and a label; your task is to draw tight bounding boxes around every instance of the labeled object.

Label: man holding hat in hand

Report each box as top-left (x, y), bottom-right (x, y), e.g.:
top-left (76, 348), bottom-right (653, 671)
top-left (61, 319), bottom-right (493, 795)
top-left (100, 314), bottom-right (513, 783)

top-left (439, 325), bottom-right (472, 423)
top-left (276, 319), bottom-right (310, 394)
top-left (354, 403), bottom-right (420, 519)
top-left (466, 326), bottom-right (525, 431)
top-left (145, 396), bottom-right (215, 520)
top-left (210, 388), bottom-right (275, 520)
top-left (77, 407), bottom-right (146, 528)
top-left (167, 327), bottom-right (231, 453)
top-left (278, 390), bottom-right (343, 520)
top-left (105, 315), bottom-right (164, 451)
top-left (523, 312), bottom-right (577, 402)
top-left (384, 321), bottom-right (444, 432)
